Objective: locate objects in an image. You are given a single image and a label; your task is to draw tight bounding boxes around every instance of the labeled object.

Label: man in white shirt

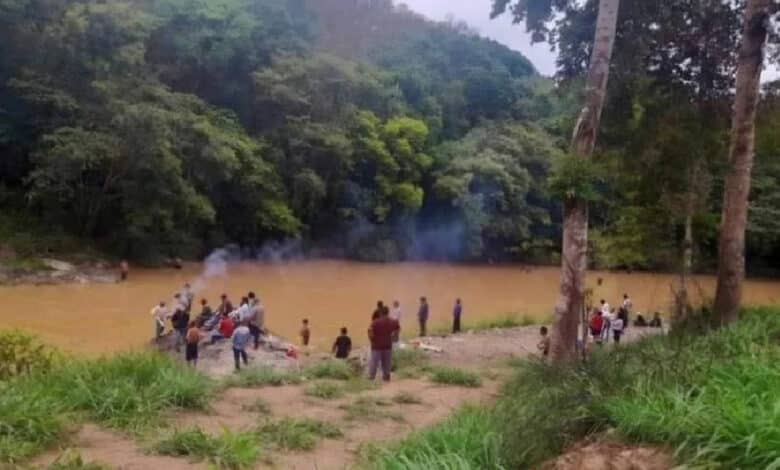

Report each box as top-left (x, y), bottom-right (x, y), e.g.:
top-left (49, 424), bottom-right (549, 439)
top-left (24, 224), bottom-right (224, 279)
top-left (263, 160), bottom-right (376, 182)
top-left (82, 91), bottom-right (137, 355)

top-left (600, 299), bottom-right (611, 315)
top-left (150, 301), bottom-right (168, 339)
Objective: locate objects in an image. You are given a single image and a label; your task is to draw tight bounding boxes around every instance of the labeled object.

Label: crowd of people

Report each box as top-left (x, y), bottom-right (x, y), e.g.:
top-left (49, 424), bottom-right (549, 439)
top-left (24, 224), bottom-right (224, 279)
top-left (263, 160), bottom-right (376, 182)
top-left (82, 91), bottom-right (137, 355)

top-left (151, 286), bottom-right (659, 378)
top-left (151, 290), bottom-right (466, 382)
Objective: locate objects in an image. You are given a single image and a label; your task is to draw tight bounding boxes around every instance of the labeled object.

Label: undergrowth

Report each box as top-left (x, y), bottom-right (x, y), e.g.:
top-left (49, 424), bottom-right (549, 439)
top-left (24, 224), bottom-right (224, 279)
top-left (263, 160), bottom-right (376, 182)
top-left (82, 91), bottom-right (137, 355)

top-left (428, 366), bottom-right (482, 388)
top-left (371, 306), bottom-right (780, 469)
top-left (0, 352), bottom-right (212, 464)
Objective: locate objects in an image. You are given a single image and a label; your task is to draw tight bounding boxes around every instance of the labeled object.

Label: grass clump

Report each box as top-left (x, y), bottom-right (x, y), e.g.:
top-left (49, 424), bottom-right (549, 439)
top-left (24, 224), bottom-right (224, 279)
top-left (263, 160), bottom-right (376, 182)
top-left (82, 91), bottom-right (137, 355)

top-left (304, 381), bottom-right (345, 400)
top-left (0, 351), bottom-right (212, 464)
top-left (304, 360), bottom-right (355, 380)
top-left (369, 405), bottom-right (505, 470)
top-left (428, 367), bottom-right (482, 388)
top-left (224, 367), bottom-right (302, 388)
top-left (340, 396), bottom-right (403, 422)
top-left (257, 418), bottom-right (342, 451)
top-left (47, 449), bottom-right (109, 469)
top-left (154, 427), bottom-right (260, 469)
top-left (392, 391), bottom-right (423, 405)
top-left (241, 397), bottom-right (271, 414)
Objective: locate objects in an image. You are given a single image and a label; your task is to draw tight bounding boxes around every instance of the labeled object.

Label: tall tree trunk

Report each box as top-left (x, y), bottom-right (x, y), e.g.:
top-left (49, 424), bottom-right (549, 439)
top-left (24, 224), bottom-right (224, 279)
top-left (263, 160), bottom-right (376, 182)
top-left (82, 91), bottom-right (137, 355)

top-left (674, 205), bottom-right (694, 329)
top-left (550, 0), bottom-right (620, 362)
top-left (713, 0), bottom-right (770, 327)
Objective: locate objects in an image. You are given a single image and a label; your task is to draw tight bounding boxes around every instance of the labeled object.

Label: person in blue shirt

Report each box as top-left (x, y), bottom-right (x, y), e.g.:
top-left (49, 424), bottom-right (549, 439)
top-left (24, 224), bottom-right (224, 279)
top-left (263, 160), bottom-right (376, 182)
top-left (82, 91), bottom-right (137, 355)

top-left (231, 320), bottom-right (252, 371)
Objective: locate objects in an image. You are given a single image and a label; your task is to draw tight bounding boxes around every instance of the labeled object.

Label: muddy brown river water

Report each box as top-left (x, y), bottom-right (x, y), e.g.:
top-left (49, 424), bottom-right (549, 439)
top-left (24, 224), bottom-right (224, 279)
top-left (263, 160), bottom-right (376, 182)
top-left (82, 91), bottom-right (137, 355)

top-left (1, 260), bottom-right (779, 355)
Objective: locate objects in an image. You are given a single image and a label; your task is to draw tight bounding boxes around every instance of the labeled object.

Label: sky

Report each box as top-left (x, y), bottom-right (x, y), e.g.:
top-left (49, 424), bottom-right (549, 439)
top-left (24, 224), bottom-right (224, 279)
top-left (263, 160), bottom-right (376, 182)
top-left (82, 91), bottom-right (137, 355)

top-left (398, 0), bottom-right (558, 76)
top-left (399, 0), bottom-right (780, 82)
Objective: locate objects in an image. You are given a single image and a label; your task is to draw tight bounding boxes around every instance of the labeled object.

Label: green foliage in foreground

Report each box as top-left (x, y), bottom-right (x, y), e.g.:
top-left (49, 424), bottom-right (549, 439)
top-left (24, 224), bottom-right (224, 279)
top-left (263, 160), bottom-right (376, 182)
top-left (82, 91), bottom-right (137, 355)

top-left (304, 360), bottom-right (356, 381)
top-left (0, 330), bottom-right (59, 380)
top-left (47, 449), bottom-right (109, 469)
top-left (154, 427), bottom-right (260, 469)
top-left (428, 367), bottom-right (483, 388)
top-left (257, 418), bottom-right (343, 452)
top-left (0, 352), bottom-right (212, 464)
top-left (369, 405), bottom-right (505, 470)
top-left (304, 381), bottom-right (345, 400)
top-left (373, 306), bottom-right (780, 469)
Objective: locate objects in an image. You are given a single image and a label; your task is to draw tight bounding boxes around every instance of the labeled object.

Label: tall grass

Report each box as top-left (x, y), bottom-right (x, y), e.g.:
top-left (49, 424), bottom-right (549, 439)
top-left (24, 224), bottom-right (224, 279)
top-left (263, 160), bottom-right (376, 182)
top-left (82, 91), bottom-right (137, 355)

top-left (428, 367), bottom-right (482, 388)
top-left (154, 427), bottom-right (261, 469)
top-left (257, 418), bottom-right (343, 451)
top-left (372, 306), bottom-right (780, 469)
top-left (370, 405), bottom-right (505, 470)
top-left (0, 352), bottom-right (212, 464)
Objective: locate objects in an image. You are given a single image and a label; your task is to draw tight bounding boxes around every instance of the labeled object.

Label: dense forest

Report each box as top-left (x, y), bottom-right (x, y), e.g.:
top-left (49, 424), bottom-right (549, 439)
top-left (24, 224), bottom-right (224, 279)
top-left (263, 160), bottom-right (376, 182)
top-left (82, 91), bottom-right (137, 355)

top-left (0, 0), bottom-right (778, 273)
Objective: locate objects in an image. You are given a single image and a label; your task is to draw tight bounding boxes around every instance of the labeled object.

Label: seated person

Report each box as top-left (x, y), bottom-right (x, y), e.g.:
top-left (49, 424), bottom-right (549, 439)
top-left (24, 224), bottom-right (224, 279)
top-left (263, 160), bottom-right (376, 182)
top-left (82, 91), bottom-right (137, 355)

top-left (649, 312), bottom-right (663, 328)
top-left (634, 314), bottom-right (648, 327)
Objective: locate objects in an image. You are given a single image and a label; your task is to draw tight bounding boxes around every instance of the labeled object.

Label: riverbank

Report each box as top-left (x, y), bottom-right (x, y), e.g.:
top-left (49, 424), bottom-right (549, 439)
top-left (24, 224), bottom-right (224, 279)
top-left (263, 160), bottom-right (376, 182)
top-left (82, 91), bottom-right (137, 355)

top-left (0, 323), bottom-right (663, 469)
top-left (370, 305), bottom-right (780, 470)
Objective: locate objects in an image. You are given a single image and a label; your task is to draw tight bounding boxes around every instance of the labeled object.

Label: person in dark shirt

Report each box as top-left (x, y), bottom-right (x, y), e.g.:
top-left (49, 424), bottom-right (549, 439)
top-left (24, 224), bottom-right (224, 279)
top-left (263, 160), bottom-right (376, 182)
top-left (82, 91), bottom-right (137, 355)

top-left (452, 298), bottom-right (463, 334)
top-left (368, 309), bottom-right (400, 382)
top-left (418, 297), bottom-right (429, 337)
top-left (196, 298), bottom-right (213, 328)
top-left (170, 308), bottom-right (190, 353)
top-left (300, 319), bottom-right (311, 347)
top-left (332, 327), bottom-right (352, 359)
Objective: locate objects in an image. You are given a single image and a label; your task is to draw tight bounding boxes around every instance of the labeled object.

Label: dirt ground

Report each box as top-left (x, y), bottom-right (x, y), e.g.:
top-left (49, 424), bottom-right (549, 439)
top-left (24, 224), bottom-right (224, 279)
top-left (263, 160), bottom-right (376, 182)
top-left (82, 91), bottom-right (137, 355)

top-left (31, 326), bottom-right (667, 470)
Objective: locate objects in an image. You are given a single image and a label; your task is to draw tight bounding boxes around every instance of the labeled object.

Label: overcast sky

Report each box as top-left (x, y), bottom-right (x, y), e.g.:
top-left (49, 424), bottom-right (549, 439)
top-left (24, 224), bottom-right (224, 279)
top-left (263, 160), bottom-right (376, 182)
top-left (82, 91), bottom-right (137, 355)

top-left (399, 0), bottom-right (558, 76)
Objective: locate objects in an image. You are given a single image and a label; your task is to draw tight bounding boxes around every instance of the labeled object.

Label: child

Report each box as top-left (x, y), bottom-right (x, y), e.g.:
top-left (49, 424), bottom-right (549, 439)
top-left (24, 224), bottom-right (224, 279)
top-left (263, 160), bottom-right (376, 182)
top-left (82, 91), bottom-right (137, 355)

top-left (232, 320), bottom-right (251, 371)
top-left (537, 326), bottom-right (550, 357)
top-left (185, 321), bottom-right (201, 367)
top-left (332, 327), bottom-right (352, 359)
top-left (300, 319), bottom-right (311, 347)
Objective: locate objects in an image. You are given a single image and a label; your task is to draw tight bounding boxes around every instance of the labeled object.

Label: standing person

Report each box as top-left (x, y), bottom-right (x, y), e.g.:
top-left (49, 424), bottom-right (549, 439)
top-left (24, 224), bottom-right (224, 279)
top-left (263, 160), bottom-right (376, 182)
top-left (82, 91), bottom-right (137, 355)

top-left (622, 293), bottom-right (633, 327)
top-left (367, 309), bottom-right (400, 382)
top-left (300, 319), bottom-right (311, 347)
top-left (600, 299), bottom-right (611, 315)
top-left (246, 293), bottom-right (262, 349)
top-left (611, 314), bottom-right (625, 344)
top-left (185, 321), bottom-right (201, 367)
top-left (452, 298), bottom-right (463, 334)
top-left (373, 301), bottom-right (385, 320)
top-left (150, 301), bottom-right (168, 339)
top-left (589, 309), bottom-right (604, 346)
top-left (332, 327), bottom-right (352, 359)
top-left (170, 307), bottom-right (190, 353)
top-left (182, 283), bottom-right (194, 312)
top-left (537, 326), bottom-right (551, 357)
top-left (390, 301), bottom-right (402, 322)
top-left (417, 297), bottom-right (429, 337)
top-left (231, 320), bottom-right (252, 371)
top-left (119, 260), bottom-right (129, 282)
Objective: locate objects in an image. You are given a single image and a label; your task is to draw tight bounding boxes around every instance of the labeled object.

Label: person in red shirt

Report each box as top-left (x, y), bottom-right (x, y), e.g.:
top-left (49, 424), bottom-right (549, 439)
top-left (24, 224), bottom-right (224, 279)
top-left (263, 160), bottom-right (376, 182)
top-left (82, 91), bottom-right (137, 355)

top-left (367, 308), bottom-right (400, 382)
top-left (210, 313), bottom-right (235, 344)
top-left (589, 309), bottom-right (604, 345)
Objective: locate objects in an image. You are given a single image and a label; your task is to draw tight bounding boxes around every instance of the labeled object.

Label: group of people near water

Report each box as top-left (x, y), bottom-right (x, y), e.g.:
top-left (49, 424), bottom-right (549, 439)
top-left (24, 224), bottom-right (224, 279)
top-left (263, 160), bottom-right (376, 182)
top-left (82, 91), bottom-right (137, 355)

top-left (150, 288), bottom-right (465, 383)
top-left (587, 294), bottom-right (662, 347)
top-left (150, 284), bottom-right (268, 370)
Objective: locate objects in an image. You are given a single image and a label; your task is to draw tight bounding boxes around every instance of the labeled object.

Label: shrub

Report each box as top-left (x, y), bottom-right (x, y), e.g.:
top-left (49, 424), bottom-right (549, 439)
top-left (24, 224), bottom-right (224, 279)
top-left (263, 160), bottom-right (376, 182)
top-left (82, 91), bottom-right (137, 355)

top-left (154, 427), bottom-right (261, 469)
top-left (0, 330), bottom-right (59, 380)
top-left (257, 418), bottom-right (342, 451)
top-left (428, 367), bottom-right (482, 388)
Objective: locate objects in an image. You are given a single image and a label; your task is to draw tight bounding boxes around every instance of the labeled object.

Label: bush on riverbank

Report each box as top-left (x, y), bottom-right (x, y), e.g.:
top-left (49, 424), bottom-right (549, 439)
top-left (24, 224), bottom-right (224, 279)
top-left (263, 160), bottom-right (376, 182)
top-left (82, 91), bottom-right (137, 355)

top-left (371, 305), bottom-right (780, 469)
top-left (0, 352), bottom-right (212, 464)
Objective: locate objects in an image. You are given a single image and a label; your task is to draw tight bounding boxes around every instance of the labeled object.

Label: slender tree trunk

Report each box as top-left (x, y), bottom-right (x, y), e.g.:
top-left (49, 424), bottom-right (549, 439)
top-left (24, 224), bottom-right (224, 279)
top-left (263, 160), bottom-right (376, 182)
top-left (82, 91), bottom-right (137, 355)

top-left (674, 207), bottom-right (693, 328)
top-left (713, 0), bottom-right (770, 327)
top-left (550, 0), bottom-right (620, 362)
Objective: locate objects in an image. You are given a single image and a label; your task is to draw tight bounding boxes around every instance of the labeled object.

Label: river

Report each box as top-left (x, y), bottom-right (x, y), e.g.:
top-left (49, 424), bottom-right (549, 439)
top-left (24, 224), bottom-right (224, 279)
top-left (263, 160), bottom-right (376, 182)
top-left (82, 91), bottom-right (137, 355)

top-left (2, 260), bottom-right (779, 355)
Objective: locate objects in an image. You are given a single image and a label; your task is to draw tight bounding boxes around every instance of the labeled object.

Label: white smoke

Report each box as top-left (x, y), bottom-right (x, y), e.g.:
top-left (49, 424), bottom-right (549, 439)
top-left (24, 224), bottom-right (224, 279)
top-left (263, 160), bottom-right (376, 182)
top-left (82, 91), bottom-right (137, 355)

top-left (190, 247), bottom-right (237, 292)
